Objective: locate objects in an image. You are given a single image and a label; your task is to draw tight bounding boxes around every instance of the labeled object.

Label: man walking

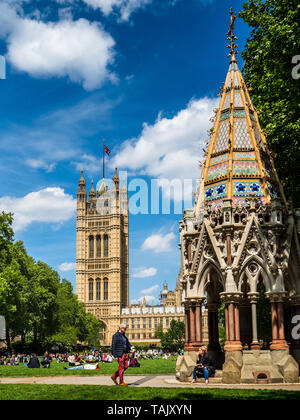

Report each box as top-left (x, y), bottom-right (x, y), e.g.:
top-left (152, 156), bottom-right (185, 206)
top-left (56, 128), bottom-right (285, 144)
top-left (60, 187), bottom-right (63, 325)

top-left (111, 323), bottom-right (131, 386)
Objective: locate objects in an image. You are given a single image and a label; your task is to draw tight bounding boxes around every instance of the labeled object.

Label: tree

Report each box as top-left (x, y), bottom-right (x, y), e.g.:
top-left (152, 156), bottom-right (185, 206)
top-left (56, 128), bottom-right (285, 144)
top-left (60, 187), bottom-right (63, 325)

top-left (46, 279), bottom-right (103, 350)
top-left (240, 0), bottom-right (300, 205)
top-left (160, 320), bottom-right (185, 352)
top-left (0, 241), bottom-right (33, 349)
top-left (0, 212), bottom-right (14, 272)
top-left (153, 324), bottom-right (164, 340)
top-left (0, 213), bottom-right (103, 352)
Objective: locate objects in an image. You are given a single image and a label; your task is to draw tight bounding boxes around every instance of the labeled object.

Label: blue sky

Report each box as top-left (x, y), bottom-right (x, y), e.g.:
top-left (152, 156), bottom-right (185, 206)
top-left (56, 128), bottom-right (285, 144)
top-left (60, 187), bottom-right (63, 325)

top-left (0, 0), bottom-right (251, 304)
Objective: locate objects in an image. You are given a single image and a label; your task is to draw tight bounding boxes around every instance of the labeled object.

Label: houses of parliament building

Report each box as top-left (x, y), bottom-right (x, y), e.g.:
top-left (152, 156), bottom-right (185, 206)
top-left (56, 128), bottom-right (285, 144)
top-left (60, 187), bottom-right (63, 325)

top-left (76, 168), bottom-right (208, 346)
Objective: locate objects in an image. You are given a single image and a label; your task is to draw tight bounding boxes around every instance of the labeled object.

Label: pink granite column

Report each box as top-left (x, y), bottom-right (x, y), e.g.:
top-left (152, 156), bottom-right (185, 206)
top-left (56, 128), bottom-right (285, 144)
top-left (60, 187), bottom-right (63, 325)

top-left (195, 305), bottom-right (202, 343)
top-left (224, 296), bottom-right (242, 351)
top-left (270, 297), bottom-right (289, 350)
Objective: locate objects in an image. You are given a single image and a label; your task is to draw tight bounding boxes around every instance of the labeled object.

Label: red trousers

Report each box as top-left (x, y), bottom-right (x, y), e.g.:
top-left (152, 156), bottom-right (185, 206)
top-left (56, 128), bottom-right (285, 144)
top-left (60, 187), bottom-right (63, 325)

top-left (113, 353), bottom-right (128, 384)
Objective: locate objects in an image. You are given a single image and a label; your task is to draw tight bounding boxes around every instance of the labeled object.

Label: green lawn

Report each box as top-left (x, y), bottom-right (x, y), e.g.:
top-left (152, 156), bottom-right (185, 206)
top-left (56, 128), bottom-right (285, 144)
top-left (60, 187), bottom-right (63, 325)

top-left (0, 358), bottom-right (176, 377)
top-left (0, 384), bottom-right (300, 400)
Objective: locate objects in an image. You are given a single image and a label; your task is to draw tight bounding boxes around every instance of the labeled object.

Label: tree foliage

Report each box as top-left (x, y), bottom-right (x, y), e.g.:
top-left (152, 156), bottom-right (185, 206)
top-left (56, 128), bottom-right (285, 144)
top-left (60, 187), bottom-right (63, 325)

top-left (0, 213), bottom-right (102, 351)
top-left (240, 0), bottom-right (300, 205)
top-left (158, 320), bottom-right (185, 352)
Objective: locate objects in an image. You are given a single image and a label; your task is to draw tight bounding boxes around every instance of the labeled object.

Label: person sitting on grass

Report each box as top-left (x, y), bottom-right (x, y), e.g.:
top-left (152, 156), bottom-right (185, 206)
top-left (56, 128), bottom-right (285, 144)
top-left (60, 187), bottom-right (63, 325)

top-left (68, 354), bottom-right (76, 366)
top-left (129, 348), bottom-right (140, 368)
top-left (75, 354), bottom-right (83, 365)
top-left (9, 354), bottom-right (19, 366)
top-left (106, 354), bottom-right (113, 363)
top-left (27, 353), bottom-right (40, 369)
top-left (41, 351), bottom-right (52, 368)
top-left (64, 363), bottom-right (101, 370)
top-left (191, 347), bottom-right (214, 385)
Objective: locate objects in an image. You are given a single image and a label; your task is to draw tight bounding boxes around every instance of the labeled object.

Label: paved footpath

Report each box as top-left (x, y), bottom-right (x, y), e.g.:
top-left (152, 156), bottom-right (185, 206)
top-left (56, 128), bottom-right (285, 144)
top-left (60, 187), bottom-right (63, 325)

top-left (1, 375), bottom-right (300, 391)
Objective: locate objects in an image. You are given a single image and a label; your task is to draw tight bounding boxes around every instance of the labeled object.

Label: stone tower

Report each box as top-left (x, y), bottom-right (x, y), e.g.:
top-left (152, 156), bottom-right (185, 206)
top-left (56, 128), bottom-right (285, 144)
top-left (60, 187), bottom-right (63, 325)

top-left (176, 10), bottom-right (300, 383)
top-left (76, 168), bottom-right (129, 346)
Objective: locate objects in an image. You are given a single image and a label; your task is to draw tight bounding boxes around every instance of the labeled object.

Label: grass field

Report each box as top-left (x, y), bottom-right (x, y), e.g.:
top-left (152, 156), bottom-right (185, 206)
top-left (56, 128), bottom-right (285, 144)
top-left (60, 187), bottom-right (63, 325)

top-left (0, 358), bottom-right (176, 377)
top-left (0, 384), bottom-right (300, 400)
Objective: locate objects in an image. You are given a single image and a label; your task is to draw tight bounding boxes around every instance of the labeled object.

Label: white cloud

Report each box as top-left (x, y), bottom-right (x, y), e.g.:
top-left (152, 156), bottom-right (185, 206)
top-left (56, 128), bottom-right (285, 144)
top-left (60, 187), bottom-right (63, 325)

top-left (59, 262), bottom-right (76, 271)
top-left (132, 267), bottom-right (157, 278)
top-left (0, 187), bottom-right (76, 231)
top-left (25, 159), bottom-right (56, 173)
top-left (140, 284), bottom-right (159, 295)
top-left (72, 154), bottom-right (101, 174)
top-left (111, 97), bottom-right (218, 185)
top-left (83, 0), bottom-right (152, 21)
top-left (131, 295), bottom-right (158, 305)
top-left (142, 231), bottom-right (176, 254)
top-left (0, 3), bottom-right (116, 90)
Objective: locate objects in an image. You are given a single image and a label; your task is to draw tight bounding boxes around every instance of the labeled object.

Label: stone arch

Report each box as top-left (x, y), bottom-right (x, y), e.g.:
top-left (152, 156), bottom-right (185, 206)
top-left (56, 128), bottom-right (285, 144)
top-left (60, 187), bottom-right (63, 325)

top-left (196, 259), bottom-right (224, 297)
top-left (239, 254), bottom-right (273, 293)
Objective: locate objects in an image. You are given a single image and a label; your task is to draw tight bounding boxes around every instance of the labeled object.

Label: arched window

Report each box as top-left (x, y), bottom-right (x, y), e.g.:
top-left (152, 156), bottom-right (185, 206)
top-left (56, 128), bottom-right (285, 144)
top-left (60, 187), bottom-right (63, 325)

top-left (104, 235), bottom-right (109, 257)
top-left (103, 278), bottom-right (108, 301)
top-left (96, 278), bottom-right (101, 301)
top-left (96, 235), bottom-right (101, 257)
top-left (88, 279), bottom-right (94, 301)
top-left (89, 236), bottom-right (94, 258)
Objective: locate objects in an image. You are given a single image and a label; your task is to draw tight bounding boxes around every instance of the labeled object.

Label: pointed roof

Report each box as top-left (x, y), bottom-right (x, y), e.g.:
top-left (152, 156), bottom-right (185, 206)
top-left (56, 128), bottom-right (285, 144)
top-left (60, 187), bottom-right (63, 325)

top-left (78, 169), bottom-right (86, 187)
top-left (113, 167), bottom-right (120, 185)
top-left (194, 11), bottom-right (286, 216)
top-left (89, 180), bottom-right (96, 199)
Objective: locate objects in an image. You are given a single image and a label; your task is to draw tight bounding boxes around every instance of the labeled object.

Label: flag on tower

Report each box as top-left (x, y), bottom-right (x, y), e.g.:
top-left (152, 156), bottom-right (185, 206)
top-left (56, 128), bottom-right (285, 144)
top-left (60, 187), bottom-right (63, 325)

top-left (104, 144), bottom-right (111, 156)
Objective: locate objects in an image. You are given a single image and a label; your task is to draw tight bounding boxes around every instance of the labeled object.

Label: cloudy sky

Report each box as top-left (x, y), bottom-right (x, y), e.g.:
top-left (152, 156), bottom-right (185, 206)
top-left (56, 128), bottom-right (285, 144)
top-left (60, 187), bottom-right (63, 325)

top-left (0, 0), bottom-right (250, 304)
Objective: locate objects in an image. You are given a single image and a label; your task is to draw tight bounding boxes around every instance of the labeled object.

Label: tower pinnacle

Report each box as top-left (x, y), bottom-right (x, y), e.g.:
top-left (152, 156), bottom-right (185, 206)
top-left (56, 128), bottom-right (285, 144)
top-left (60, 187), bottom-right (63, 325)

top-left (227, 8), bottom-right (238, 62)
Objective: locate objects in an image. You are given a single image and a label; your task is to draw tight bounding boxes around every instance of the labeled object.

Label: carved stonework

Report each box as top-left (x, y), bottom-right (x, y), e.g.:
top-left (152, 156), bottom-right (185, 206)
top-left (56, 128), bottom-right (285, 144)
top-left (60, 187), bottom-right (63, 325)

top-left (177, 10), bottom-right (300, 383)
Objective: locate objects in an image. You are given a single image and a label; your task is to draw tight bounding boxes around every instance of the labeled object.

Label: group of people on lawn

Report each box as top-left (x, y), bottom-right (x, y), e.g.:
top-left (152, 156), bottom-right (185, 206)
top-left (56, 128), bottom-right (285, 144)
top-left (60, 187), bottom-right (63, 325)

top-left (1, 324), bottom-right (215, 385)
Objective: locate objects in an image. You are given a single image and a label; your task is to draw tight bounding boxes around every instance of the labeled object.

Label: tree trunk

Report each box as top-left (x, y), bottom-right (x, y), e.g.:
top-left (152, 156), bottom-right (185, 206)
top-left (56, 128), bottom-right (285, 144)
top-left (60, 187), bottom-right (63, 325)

top-left (6, 328), bottom-right (11, 351)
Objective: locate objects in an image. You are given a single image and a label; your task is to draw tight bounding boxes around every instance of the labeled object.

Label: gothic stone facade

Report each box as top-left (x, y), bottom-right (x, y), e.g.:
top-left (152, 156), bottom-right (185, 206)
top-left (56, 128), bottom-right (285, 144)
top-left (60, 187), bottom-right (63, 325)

top-left (76, 170), bottom-right (193, 347)
top-left (76, 169), bottom-right (129, 346)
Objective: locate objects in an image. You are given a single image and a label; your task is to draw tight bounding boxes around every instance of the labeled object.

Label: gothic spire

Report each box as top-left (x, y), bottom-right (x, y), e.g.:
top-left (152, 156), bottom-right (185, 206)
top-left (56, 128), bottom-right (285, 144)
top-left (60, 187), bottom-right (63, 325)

top-left (194, 9), bottom-right (286, 217)
top-left (89, 180), bottom-right (96, 200)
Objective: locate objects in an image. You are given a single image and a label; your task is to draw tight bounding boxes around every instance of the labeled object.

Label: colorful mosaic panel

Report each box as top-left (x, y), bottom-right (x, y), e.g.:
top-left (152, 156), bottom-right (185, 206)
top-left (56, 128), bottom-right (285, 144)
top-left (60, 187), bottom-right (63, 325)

top-left (209, 199), bottom-right (224, 210)
top-left (210, 154), bottom-right (228, 165)
top-left (223, 94), bottom-right (230, 110)
top-left (234, 91), bottom-right (243, 107)
top-left (234, 152), bottom-right (256, 160)
top-left (207, 162), bottom-right (229, 182)
top-left (233, 161), bottom-right (259, 177)
top-left (233, 109), bottom-right (246, 118)
top-left (214, 120), bottom-right (229, 154)
top-left (233, 180), bottom-right (264, 197)
top-left (205, 182), bottom-right (228, 202)
top-left (234, 119), bottom-right (253, 149)
top-left (234, 72), bottom-right (239, 88)
top-left (220, 110), bottom-right (230, 121)
top-left (233, 197), bottom-right (267, 207)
